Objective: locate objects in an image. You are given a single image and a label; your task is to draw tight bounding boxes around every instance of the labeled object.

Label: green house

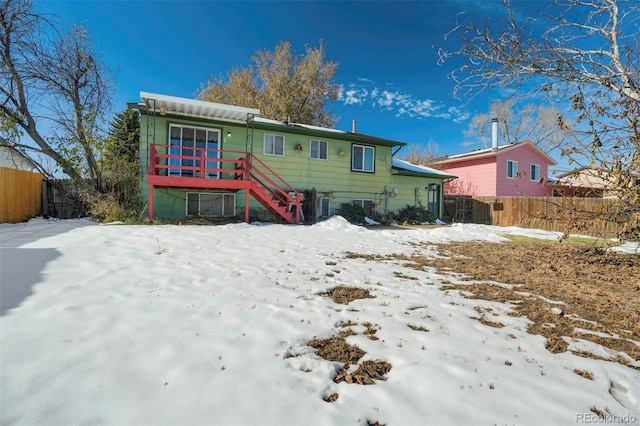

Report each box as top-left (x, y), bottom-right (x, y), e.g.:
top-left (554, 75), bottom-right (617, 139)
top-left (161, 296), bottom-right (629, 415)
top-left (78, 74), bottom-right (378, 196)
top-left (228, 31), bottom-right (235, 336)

top-left (133, 92), bottom-right (455, 223)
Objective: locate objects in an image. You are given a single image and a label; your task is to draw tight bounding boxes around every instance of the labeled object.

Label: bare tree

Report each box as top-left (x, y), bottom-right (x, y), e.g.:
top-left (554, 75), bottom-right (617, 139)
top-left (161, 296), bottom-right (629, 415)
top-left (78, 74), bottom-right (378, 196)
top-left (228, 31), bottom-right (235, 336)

top-left (199, 40), bottom-right (340, 127)
top-left (0, 0), bottom-right (113, 189)
top-left (463, 99), bottom-right (570, 153)
top-left (400, 142), bottom-right (440, 167)
top-left (440, 0), bottom-right (640, 240)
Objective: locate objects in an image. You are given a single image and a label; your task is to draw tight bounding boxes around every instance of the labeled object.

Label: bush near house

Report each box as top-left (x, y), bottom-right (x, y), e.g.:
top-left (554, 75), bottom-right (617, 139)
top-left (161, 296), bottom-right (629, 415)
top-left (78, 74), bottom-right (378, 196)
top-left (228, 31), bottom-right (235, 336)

top-left (336, 202), bottom-right (370, 224)
top-left (394, 205), bottom-right (436, 225)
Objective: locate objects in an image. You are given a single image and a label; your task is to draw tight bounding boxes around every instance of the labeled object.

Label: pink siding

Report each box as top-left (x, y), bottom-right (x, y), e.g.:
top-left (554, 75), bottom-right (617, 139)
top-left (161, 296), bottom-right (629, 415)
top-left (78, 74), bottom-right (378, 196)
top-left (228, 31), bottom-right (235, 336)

top-left (441, 144), bottom-right (553, 197)
top-left (444, 157), bottom-right (497, 196)
top-left (495, 147), bottom-right (551, 196)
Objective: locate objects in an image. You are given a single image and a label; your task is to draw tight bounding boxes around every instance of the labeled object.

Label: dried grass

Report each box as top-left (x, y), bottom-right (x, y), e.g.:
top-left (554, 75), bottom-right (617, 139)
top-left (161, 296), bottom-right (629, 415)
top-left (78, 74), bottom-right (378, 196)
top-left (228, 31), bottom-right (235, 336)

top-left (417, 240), bottom-right (640, 368)
top-left (307, 336), bottom-right (365, 365)
top-left (353, 238), bottom-right (639, 369)
top-left (322, 286), bottom-right (376, 304)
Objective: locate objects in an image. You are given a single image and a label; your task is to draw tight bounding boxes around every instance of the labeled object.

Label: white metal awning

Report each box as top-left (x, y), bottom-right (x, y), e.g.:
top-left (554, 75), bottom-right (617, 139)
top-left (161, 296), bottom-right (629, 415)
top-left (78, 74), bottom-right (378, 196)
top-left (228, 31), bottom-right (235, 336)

top-left (139, 92), bottom-right (260, 123)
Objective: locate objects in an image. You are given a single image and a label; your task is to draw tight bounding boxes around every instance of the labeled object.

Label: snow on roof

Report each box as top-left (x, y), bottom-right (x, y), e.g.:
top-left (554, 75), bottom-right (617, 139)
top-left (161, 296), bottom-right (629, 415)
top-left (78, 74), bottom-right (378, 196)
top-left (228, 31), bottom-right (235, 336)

top-left (252, 117), bottom-right (346, 134)
top-left (436, 143), bottom-right (516, 163)
top-left (392, 158), bottom-right (457, 179)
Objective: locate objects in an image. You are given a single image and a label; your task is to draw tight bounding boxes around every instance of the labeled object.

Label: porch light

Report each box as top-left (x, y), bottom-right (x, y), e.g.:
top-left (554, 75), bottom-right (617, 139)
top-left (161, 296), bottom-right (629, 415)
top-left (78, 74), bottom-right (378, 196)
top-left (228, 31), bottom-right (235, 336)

top-left (227, 131), bottom-right (231, 138)
top-left (338, 149), bottom-right (346, 156)
top-left (294, 144), bottom-right (303, 151)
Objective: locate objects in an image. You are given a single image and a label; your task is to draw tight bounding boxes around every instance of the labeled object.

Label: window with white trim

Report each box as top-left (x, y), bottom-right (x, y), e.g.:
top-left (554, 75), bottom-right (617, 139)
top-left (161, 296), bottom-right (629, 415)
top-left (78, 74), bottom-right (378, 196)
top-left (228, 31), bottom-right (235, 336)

top-left (352, 145), bottom-right (375, 172)
top-left (186, 192), bottom-right (235, 217)
top-left (316, 197), bottom-right (330, 218)
top-left (507, 160), bottom-right (518, 179)
top-left (310, 139), bottom-right (328, 160)
top-left (263, 134), bottom-right (284, 156)
top-left (352, 198), bottom-right (373, 214)
top-left (530, 164), bottom-right (540, 181)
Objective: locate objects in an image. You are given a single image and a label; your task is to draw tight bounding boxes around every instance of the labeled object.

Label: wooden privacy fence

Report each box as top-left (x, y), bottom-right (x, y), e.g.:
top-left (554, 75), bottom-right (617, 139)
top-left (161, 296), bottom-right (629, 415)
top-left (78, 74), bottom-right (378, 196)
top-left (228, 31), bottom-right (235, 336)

top-left (444, 195), bottom-right (623, 239)
top-left (0, 167), bottom-right (43, 223)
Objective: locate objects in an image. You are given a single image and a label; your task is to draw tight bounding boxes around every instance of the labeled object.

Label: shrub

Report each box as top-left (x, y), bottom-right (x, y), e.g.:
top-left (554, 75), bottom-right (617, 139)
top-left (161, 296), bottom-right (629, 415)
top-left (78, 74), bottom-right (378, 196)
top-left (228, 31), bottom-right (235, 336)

top-left (394, 205), bottom-right (436, 224)
top-left (336, 202), bottom-right (369, 224)
top-left (87, 193), bottom-right (138, 223)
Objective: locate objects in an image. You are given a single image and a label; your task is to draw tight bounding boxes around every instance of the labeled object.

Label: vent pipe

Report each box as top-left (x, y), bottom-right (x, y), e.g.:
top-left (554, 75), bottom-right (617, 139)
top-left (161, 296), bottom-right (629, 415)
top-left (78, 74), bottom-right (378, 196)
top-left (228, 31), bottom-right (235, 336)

top-left (491, 118), bottom-right (499, 150)
top-left (352, 120), bottom-right (357, 133)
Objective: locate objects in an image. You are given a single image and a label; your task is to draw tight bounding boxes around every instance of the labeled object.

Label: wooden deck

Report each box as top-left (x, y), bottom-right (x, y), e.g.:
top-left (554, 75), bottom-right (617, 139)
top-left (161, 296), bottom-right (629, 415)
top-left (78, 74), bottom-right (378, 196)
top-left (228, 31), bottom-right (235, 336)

top-left (147, 144), bottom-right (302, 223)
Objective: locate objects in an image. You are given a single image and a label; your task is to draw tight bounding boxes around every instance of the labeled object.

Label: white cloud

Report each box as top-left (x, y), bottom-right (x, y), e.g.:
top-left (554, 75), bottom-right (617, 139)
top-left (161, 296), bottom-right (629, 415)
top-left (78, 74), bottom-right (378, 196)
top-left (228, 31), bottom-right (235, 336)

top-left (338, 80), bottom-right (470, 123)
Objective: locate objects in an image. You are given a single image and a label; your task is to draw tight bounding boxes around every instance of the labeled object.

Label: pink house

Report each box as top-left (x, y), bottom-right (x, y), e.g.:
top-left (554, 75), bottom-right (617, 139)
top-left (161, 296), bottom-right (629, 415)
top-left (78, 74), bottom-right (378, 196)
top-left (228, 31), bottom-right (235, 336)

top-left (437, 122), bottom-right (556, 196)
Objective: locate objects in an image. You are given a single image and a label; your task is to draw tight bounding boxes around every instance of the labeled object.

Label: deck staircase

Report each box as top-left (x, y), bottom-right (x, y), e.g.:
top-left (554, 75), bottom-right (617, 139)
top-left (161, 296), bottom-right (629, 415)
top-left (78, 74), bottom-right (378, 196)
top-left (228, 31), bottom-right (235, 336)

top-left (249, 182), bottom-right (298, 223)
top-left (148, 144), bottom-right (303, 224)
top-left (237, 154), bottom-right (302, 224)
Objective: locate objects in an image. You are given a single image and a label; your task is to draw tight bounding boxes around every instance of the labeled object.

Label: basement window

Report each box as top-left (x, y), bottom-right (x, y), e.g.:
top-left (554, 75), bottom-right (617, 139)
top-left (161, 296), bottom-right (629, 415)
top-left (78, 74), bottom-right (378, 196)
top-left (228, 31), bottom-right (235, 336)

top-left (316, 197), bottom-right (330, 218)
top-left (352, 198), bottom-right (373, 214)
top-left (186, 192), bottom-right (235, 217)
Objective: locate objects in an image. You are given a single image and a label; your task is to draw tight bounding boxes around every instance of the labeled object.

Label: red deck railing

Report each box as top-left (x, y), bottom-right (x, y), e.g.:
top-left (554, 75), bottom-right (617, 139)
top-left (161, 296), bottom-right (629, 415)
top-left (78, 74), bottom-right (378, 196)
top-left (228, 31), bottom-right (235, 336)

top-left (147, 144), bottom-right (302, 223)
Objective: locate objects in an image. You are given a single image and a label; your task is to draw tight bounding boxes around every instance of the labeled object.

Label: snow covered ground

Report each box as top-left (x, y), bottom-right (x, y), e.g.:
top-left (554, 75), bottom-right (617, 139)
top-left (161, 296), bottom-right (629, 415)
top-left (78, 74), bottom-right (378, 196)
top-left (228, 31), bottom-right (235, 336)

top-left (1, 217), bottom-right (638, 426)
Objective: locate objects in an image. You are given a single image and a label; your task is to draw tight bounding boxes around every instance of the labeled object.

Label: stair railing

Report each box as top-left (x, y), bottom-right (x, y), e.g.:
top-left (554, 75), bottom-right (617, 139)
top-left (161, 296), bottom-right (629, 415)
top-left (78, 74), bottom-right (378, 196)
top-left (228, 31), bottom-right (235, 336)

top-left (248, 153), bottom-right (303, 222)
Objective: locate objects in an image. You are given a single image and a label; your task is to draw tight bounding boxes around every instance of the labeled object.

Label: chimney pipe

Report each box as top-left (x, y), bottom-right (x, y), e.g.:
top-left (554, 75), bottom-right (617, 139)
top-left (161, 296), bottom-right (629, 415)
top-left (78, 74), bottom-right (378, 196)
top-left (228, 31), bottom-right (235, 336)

top-left (352, 120), bottom-right (357, 133)
top-left (491, 118), bottom-right (498, 150)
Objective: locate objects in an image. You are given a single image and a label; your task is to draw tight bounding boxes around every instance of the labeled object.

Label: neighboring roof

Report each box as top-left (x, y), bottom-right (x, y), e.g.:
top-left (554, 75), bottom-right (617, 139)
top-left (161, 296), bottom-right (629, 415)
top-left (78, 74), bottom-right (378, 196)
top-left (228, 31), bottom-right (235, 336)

top-left (391, 158), bottom-right (457, 179)
top-left (135, 92), bottom-right (406, 148)
top-left (436, 141), bottom-right (557, 166)
top-left (138, 92), bottom-right (260, 123)
top-left (546, 176), bottom-right (606, 188)
top-left (550, 166), bottom-right (638, 189)
top-left (0, 146), bottom-right (38, 171)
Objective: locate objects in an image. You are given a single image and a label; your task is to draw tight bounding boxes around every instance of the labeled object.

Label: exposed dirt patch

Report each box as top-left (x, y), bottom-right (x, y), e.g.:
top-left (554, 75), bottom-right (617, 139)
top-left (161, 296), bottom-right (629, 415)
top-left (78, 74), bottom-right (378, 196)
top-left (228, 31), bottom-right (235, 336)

top-left (307, 336), bottom-right (365, 365)
top-left (322, 286), bottom-right (376, 304)
top-left (346, 238), bottom-right (639, 369)
top-left (407, 324), bottom-right (429, 332)
top-left (324, 393), bottom-right (339, 403)
top-left (335, 361), bottom-right (392, 385)
top-left (308, 322), bottom-right (392, 388)
top-left (404, 238), bottom-right (640, 368)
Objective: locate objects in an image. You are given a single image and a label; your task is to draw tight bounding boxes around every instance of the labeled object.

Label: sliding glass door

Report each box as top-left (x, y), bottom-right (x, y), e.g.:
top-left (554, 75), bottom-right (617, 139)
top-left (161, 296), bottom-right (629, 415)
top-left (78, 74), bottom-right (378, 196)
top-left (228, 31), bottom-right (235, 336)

top-left (169, 124), bottom-right (220, 178)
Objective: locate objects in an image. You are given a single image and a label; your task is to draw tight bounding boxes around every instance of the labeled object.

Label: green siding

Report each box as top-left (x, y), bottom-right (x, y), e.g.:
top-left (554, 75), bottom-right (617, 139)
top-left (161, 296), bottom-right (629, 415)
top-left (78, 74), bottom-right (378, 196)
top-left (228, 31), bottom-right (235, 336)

top-left (139, 113), bottom-right (447, 221)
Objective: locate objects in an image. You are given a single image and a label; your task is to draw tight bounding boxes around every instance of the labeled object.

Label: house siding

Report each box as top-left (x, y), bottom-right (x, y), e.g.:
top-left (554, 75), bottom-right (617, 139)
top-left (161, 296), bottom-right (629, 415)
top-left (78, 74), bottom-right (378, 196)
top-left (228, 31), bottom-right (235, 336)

top-left (440, 143), bottom-right (553, 197)
top-left (140, 112), bottom-right (448, 221)
top-left (389, 175), bottom-right (445, 218)
top-left (495, 148), bottom-right (551, 196)
top-left (443, 157), bottom-right (497, 196)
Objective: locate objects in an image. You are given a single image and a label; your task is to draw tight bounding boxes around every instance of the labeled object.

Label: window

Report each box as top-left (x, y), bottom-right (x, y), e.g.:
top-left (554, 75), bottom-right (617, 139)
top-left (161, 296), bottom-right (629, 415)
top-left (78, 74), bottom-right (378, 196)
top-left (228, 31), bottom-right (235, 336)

top-left (264, 134), bottom-right (284, 156)
top-left (316, 197), bottom-right (330, 218)
top-left (507, 160), bottom-right (518, 179)
top-left (352, 145), bottom-right (375, 172)
top-left (352, 199), bottom-right (373, 214)
top-left (530, 164), bottom-right (540, 181)
top-left (169, 124), bottom-right (220, 178)
top-left (186, 192), bottom-right (235, 217)
top-left (310, 139), bottom-right (328, 160)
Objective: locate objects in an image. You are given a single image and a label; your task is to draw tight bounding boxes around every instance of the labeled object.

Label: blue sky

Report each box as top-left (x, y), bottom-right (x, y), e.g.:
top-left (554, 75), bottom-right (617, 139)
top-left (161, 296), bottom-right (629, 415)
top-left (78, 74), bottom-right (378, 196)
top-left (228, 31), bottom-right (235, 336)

top-left (40, 0), bottom-right (549, 157)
